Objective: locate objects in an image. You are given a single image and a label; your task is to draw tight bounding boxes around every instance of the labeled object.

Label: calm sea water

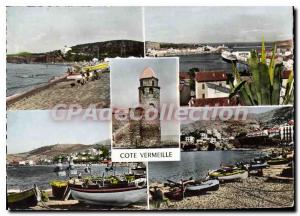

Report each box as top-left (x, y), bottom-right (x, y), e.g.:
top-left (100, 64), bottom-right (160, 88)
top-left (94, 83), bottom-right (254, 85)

top-left (6, 63), bottom-right (68, 96)
top-left (149, 151), bottom-right (264, 182)
top-left (178, 43), bottom-right (270, 72)
top-left (7, 164), bottom-right (130, 191)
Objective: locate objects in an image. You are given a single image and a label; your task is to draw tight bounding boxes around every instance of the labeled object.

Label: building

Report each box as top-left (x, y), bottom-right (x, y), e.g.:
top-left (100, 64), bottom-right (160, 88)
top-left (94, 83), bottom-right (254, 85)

top-left (280, 120), bottom-right (294, 143)
top-left (113, 67), bottom-right (161, 148)
top-left (195, 71), bottom-right (229, 99)
top-left (18, 161), bottom-right (26, 166)
top-left (61, 45), bottom-right (72, 56)
top-left (185, 136), bottom-right (195, 144)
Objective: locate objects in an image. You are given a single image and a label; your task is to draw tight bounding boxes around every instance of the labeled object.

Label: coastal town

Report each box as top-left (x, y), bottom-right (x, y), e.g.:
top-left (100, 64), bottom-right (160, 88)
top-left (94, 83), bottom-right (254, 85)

top-left (7, 144), bottom-right (111, 167)
top-left (181, 107), bottom-right (294, 151)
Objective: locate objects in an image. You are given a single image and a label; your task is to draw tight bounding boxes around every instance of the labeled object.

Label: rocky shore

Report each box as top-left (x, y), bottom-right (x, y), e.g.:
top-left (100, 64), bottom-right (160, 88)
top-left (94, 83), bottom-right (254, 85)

top-left (150, 165), bottom-right (294, 210)
top-left (7, 72), bottom-right (110, 110)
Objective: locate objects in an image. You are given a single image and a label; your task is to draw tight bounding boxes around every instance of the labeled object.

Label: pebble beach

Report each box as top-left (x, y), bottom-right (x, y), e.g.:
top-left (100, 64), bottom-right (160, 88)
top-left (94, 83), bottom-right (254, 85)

top-left (150, 164), bottom-right (294, 210)
top-left (7, 72), bottom-right (110, 110)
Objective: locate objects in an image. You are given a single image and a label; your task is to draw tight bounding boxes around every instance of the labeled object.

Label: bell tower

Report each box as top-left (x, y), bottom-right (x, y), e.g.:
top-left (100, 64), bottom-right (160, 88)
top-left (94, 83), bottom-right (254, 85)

top-left (138, 67), bottom-right (160, 110)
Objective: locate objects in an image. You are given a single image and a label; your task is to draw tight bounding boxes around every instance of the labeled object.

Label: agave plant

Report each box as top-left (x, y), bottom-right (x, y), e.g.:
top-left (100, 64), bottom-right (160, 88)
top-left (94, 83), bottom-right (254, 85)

top-left (229, 38), bottom-right (294, 105)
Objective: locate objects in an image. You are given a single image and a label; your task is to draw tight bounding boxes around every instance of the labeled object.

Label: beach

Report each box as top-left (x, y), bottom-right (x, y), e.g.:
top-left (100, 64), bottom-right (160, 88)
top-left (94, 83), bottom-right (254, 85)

top-left (149, 164), bottom-right (294, 210)
top-left (7, 72), bottom-right (110, 110)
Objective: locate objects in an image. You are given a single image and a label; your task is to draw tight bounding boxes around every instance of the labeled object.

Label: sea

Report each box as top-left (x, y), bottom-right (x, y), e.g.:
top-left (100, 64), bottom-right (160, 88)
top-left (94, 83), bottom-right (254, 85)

top-left (149, 150), bottom-right (264, 182)
top-left (7, 164), bottom-right (130, 191)
top-left (177, 42), bottom-right (273, 72)
top-left (6, 63), bottom-right (69, 97)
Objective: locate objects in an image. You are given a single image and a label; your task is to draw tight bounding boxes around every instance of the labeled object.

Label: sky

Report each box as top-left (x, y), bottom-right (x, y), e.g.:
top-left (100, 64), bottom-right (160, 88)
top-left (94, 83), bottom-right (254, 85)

top-left (7, 111), bottom-right (111, 154)
top-left (145, 6), bottom-right (293, 43)
top-left (110, 58), bottom-right (179, 136)
top-left (6, 7), bottom-right (143, 54)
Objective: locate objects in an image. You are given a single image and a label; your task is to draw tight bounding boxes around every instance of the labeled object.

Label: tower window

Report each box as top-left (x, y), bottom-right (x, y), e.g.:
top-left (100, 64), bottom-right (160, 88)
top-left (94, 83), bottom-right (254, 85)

top-left (152, 80), bottom-right (155, 86)
top-left (202, 94), bottom-right (205, 98)
top-left (202, 83), bottom-right (205, 89)
top-left (149, 87), bottom-right (153, 94)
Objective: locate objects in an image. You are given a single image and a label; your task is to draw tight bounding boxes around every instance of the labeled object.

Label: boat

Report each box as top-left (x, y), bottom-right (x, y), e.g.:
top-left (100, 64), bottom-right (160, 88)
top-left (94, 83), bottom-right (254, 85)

top-left (185, 179), bottom-right (219, 196)
top-left (208, 168), bottom-right (248, 181)
top-left (82, 62), bottom-right (109, 72)
top-left (164, 187), bottom-right (184, 201)
top-left (232, 51), bottom-right (251, 62)
top-left (221, 50), bottom-right (237, 62)
top-left (7, 185), bottom-right (41, 209)
top-left (267, 158), bottom-right (289, 165)
top-left (69, 177), bottom-right (147, 207)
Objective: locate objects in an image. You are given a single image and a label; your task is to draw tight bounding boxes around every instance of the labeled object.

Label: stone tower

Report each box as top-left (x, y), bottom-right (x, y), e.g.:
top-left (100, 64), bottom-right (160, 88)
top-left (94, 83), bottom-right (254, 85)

top-left (138, 67), bottom-right (160, 110)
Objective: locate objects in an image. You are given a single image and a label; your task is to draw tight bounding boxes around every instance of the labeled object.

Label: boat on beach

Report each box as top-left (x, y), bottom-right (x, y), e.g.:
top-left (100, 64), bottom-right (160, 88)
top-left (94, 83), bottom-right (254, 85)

top-left (208, 168), bottom-right (248, 181)
top-left (69, 177), bottom-right (147, 207)
top-left (7, 185), bottom-right (41, 209)
top-left (267, 158), bottom-right (290, 165)
top-left (164, 187), bottom-right (184, 201)
top-left (185, 179), bottom-right (220, 196)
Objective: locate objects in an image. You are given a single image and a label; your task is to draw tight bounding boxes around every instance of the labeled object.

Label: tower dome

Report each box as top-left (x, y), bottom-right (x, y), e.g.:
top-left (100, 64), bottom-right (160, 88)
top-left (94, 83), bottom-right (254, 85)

top-left (139, 67), bottom-right (157, 79)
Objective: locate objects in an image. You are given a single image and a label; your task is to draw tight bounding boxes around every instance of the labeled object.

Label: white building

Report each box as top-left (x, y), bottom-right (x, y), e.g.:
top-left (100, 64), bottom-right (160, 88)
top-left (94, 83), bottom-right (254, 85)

top-left (195, 71), bottom-right (229, 99)
top-left (185, 136), bottom-right (195, 144)
top-left (18, 161), bottom-right (26, 165)
top-left (61, 45), bottom-right (72, 56)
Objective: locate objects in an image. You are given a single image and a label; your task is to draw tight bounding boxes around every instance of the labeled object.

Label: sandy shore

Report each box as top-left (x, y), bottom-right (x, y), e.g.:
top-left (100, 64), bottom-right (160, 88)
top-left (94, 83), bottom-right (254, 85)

top-left (150, 165), bottom-right (294, 210)
top-left (7, 72), bottom-right (110, 110)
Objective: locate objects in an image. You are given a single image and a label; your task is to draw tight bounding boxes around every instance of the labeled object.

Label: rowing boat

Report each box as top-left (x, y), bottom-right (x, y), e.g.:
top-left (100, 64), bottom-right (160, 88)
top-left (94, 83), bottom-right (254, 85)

top-left (185, 179), bottom-right (219, 196)
top-left (7, 185), bottom-right (41, 209)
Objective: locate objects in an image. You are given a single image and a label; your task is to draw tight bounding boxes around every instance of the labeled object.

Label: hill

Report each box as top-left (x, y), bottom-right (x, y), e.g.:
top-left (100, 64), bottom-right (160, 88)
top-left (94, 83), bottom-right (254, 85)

top-left (7, 40), bottom-right (144, 64)
top-left (7, 140), bottom-right (111, 163)
top-left (181, 107), bottom-right (294, 138)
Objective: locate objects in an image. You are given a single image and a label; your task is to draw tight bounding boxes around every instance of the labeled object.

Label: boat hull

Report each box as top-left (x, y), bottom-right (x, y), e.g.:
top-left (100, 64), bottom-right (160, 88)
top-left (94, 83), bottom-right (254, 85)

top-left (164, 188), bottom-right (183, 201)
top-left (7, 187), bottom-right (40, 210)
top-left (209, 169), bottom-right (248, 181)
top-left (185, 180), bottom-right (219, 196)
top-left (70, 187), bottom-right (147, 207)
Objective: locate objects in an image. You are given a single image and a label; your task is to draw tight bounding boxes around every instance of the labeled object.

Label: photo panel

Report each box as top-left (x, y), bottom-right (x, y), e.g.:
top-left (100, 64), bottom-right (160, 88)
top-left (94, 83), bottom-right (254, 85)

top-left (6, 6), bottom-right (144, 110)
top-left (145, 6), bottom-right (294, 107)
top-left (6, 110), bottom-right (148, 210)
top-left (110, 58), bottom-right (180, 162)
top-left (149, 105), bottom-right (294, 210)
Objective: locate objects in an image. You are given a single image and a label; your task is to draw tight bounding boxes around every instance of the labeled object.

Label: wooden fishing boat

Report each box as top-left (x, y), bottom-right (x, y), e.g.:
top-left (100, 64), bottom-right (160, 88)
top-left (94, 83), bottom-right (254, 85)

top-left (69, 178), bottom-right (147, 206)
top-left (164, 187), bottom-right (184, 201)
top-left (209, 168), bottom-right (248, 181)
top-left (185, 179), bottom-right (219, 196)
top-left (267, 158), bottom-right (289, 165)
top-left (7, 185), bottom-right (41, 209)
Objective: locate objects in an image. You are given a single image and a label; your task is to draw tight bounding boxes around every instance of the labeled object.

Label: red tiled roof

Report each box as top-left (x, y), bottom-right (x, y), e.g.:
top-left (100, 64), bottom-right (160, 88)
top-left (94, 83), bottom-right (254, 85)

top-left (191, 97), bottom-right (236, 107)
top-left (282, 70), bottom-right (292, 79)
top-left (195, 71), bottom-right (227, 82)
top-left (140, 67), bottom-right (157, 79)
